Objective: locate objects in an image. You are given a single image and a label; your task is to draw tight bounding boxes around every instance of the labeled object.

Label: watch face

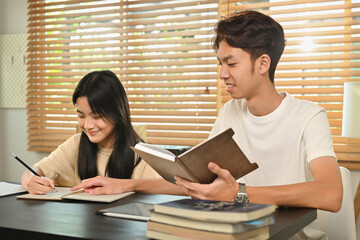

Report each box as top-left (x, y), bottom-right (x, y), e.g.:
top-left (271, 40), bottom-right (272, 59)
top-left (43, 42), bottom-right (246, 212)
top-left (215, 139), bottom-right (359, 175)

top-left (239, 183), bottom-right (246, 193)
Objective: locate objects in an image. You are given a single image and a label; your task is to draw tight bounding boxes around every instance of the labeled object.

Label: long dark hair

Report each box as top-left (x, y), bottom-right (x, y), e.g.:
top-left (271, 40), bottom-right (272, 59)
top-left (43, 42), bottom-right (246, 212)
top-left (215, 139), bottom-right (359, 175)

top-left (72, 70), bottom-right (142, 180)
top-left (213, 10), bottom-right (285, 83)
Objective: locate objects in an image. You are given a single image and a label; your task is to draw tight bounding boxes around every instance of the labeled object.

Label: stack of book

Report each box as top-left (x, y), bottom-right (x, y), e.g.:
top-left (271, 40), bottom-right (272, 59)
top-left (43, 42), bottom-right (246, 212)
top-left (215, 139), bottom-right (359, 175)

top-left (146, 199), bottom-right (276, 240)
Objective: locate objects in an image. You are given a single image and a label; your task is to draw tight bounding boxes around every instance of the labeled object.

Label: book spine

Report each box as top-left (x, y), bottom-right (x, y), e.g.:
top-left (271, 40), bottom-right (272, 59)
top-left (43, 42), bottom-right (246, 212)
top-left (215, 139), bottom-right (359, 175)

top-left (176, 156), bottom-right (201, 183)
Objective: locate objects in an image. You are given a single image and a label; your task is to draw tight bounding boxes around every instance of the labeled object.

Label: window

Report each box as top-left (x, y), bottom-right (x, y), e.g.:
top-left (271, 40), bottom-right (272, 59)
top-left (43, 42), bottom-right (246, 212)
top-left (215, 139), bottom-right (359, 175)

top-left (27, 0), bottom-right (360, 170)
top-left (219, 0), bottom-right (360, 169)
top-left (27, 0), bottom-right (218, 152)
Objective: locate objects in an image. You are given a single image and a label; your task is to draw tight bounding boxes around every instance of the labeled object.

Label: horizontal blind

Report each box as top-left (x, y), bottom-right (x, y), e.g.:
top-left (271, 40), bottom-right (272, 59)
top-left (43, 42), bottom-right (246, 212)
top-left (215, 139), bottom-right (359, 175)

top-left (27, 0), bottom-right (219, 152)
top-left (218, 0), bottom-right (360, 169)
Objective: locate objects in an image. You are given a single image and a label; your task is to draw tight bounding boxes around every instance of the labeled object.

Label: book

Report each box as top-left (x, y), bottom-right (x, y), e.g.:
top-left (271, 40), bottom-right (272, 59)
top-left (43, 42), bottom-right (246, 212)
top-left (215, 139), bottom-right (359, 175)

top-left (16, 187), bottom-right (134, 203)
top-left (96, 202), bottom-right (154, 221)
top-left (0, 182), bottom-right (26, 197)
top-left (131, 128), bottom-right (258, 184)
top-left (146, 221), bottom-right (269, 240)
top-left (153, 199), bottom-right (277, 222)
top-left (149, 211), bottom-right (274, 234)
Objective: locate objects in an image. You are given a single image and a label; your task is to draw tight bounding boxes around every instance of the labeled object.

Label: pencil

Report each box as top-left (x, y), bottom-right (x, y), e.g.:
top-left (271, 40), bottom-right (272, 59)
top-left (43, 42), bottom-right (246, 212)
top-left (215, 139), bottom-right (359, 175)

top-left (10, 152), bottom-right (41, 177)
top-left (10, 152), bottom-right (57, 191)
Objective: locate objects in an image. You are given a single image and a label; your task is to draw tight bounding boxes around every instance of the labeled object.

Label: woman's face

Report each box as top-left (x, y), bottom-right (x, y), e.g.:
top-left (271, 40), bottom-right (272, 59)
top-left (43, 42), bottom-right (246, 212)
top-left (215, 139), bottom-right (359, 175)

top-left (76, 96), bottom-right (116, 149)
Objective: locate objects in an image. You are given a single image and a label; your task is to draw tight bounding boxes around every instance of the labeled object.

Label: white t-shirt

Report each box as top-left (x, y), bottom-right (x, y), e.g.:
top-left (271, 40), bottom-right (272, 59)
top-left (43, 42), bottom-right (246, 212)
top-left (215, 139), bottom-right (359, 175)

top-left (211, 93), bottom-right (336, 240)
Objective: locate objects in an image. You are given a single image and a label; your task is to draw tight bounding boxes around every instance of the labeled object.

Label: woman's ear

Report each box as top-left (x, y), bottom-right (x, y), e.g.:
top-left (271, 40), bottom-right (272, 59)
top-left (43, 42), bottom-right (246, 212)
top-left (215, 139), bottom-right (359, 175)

top-left (257, 54), bottom-right (271, 74)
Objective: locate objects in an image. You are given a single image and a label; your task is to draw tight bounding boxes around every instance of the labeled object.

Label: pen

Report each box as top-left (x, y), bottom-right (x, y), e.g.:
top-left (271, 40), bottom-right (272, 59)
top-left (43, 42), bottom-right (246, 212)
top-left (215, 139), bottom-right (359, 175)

top-left (10, 152), bottom-right (57, 191)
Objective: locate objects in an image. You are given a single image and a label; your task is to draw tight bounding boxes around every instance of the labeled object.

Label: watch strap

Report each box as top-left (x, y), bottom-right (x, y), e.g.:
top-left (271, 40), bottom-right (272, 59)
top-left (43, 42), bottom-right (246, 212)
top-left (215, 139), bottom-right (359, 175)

top-left (233, 182), bottom-right (249, 204)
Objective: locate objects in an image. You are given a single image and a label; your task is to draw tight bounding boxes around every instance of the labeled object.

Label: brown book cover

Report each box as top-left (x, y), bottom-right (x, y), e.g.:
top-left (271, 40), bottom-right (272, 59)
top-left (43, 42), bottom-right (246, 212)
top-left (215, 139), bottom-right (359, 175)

top-left (131, 128), bottom-right (258, 184)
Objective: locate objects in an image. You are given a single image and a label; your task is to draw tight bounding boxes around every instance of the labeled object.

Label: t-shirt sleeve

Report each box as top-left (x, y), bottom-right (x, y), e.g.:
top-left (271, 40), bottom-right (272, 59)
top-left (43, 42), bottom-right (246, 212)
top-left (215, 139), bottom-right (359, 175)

top-left (303, 110), bottom-right (336, 163)
top-left (34, 134), bottom-right (80, 186)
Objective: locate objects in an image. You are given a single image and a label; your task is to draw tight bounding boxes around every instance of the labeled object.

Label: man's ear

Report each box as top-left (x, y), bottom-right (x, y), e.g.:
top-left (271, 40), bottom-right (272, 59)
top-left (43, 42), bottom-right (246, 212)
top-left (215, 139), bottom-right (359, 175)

top-left (257, 54), bottom-right (271, 74)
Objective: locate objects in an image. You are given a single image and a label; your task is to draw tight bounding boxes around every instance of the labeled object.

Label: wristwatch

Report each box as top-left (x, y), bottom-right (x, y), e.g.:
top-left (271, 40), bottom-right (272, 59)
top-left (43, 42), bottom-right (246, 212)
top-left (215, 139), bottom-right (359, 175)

top-left (233, 182), bottom-right (249, 204)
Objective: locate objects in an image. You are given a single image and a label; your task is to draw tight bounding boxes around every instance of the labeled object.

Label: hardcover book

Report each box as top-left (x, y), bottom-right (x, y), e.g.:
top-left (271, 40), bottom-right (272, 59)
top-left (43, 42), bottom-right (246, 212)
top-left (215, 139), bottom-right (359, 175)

top-left (149, 211), bottom-right (274, 234)
top-left (146, 222), bottom-right (270, 240)
top-left (153, 199), bottom-right (277, 222)
top-left (16, 187), bottom-right (134, 203)
top-left (131, 128), bottom-right (258, 184)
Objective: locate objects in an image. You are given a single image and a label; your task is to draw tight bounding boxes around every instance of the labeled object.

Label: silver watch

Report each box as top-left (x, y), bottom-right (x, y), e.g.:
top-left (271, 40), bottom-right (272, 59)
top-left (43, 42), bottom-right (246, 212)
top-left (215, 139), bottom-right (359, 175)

top-left (233, 182), bottom-right (249, 203)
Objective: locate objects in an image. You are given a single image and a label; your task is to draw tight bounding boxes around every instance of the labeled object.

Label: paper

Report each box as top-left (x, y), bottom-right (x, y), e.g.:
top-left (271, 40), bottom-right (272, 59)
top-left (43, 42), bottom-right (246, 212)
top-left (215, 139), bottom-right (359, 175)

top-left (0, 182), bottom-right (26, 197)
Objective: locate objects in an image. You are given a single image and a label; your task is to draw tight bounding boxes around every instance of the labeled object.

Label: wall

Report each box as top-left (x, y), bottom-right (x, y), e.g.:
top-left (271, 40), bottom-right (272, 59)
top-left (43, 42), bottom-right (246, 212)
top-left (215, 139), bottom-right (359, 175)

top-left (0, 0), bottom-right (47, 182)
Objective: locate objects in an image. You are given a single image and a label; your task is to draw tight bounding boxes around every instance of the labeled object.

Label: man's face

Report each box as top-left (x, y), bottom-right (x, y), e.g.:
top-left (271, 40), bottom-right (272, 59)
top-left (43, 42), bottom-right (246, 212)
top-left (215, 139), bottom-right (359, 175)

top-left (217, 41), bottom-right (260, 100)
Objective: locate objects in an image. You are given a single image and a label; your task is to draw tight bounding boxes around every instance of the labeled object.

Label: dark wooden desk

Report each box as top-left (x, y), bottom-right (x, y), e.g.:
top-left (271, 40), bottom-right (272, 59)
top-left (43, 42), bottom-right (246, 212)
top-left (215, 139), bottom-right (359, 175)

top-left (0, 193), bottom-right (316, 240)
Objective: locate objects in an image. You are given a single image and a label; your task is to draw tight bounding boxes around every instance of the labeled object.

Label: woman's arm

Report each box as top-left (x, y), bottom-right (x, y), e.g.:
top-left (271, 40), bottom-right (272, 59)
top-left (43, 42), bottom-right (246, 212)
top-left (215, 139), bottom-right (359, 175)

top-left (71, 176), bottom-right (185, 196)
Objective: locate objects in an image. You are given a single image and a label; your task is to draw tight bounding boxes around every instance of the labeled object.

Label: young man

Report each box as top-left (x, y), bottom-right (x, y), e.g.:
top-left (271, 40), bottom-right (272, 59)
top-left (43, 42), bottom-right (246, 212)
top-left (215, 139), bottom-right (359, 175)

top-left (174, 10), bottom-right (343, 240)
top-left (72, 10), bottom-right (342, 239)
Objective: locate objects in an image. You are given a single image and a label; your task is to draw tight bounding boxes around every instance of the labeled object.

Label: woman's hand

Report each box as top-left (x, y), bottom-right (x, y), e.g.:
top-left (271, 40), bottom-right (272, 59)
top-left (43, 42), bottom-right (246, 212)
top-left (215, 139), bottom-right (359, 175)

top-left (23, 174), bottom-right (55, 195)
top-left (71, 176), bottom-right (134, 195)
top-left (175, 162), bottom-right (239, 201)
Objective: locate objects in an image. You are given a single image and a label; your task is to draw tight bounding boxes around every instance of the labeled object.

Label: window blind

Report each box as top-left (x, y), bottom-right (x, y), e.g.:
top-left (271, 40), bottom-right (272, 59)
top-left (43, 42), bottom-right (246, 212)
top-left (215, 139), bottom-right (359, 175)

top-left (218, 0), bottom-right (360, 169)
top-left (27, 0), bottom-right (218, 152)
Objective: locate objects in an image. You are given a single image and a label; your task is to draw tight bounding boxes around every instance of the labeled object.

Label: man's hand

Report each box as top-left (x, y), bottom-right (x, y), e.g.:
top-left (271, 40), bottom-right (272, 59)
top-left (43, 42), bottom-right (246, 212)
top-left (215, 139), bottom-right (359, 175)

top-left (175, 162), bottom-right (239, 201)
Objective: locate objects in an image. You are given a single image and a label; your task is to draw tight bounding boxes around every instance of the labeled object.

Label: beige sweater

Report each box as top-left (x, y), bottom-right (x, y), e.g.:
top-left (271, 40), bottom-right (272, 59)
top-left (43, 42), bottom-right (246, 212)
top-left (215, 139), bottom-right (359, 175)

top-left (34, 133), bottom-right (159, 186)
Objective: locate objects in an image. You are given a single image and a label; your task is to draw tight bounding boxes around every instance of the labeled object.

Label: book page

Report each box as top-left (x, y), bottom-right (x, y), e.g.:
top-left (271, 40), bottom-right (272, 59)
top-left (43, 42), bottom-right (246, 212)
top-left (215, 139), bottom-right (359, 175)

top-left (63, 191), bottom-right (135, 203)
top-left (16, 186), bottom-right (134, 203)
top-left (133, 143), bottom-right (175, 161)
top-left (0, 182), bottom-right (26, 197)
top-left (16, 187), bottom-right (77, 200)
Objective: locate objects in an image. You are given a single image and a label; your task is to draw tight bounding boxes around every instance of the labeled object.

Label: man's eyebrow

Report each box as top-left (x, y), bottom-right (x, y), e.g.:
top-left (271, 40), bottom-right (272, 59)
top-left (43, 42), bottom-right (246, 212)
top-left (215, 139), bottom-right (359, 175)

top-left (217, 55), bottom-right (235, 62)
top-left (76, 109), bottom-right (84, 114)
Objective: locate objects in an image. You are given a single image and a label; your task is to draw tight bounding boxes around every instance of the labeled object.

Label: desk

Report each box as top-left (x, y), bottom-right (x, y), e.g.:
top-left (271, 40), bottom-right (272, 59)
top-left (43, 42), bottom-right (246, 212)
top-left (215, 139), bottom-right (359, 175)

top-left (0, 193), bottom-right (316, 240)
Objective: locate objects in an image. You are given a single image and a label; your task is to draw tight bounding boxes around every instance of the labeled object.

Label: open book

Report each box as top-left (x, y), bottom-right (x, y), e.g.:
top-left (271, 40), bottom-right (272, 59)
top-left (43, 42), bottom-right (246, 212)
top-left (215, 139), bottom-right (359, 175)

top-left (16, 187), bottom-right (134, 203)
top-left (131, 128), bottom-right (258, 184)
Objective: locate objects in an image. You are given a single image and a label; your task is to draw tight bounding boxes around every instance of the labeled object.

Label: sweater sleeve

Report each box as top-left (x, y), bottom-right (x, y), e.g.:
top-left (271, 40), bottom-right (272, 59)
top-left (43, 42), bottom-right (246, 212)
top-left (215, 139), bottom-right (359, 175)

top-left (34, 133), bottom-right (81, 186)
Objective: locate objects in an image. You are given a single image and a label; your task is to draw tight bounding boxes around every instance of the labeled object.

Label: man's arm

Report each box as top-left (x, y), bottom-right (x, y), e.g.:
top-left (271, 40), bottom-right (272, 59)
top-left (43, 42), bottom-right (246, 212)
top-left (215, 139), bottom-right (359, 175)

top-left (175, 157), bottom-right (343, 213)
top-left (247, 156), bottom-right (342, 212)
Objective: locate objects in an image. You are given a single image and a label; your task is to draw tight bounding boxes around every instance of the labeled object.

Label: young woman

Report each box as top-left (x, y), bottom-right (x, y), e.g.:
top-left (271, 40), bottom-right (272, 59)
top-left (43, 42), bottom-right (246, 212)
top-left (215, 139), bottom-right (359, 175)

top-left (21, 70), bottom-right (160, 194)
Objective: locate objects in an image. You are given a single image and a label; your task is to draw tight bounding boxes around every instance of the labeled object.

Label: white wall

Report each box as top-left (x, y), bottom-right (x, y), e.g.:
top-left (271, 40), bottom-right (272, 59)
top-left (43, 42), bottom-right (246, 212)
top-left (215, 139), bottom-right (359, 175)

top-left (0, 0), bottom-right (47, 182)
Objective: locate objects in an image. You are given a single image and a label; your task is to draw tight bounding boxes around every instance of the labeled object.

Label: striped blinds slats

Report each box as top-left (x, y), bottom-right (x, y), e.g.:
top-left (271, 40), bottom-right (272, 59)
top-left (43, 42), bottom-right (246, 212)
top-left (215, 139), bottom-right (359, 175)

top-left (27, 0), bottom-right (219, 152)
top-left (219, 0), bottom-right (360, 169)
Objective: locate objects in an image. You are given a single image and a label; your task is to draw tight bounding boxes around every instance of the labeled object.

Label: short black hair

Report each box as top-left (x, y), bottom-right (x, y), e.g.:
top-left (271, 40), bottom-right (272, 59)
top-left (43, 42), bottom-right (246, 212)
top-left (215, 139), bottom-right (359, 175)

top-left (214, 10), bottom-right (285, 83)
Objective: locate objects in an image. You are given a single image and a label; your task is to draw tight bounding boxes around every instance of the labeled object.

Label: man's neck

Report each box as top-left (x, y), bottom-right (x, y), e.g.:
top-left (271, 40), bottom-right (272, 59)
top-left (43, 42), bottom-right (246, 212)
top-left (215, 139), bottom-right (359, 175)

top-left (246, 85), bottom-right (285, 117)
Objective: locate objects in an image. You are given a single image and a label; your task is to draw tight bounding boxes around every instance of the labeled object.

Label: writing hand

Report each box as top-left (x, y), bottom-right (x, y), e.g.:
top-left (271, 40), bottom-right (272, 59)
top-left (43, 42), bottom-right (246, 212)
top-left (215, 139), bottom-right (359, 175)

top-left (175, 162), bottom-right (238, 201)
top-left (25, 175), bottom-right (55, 195)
